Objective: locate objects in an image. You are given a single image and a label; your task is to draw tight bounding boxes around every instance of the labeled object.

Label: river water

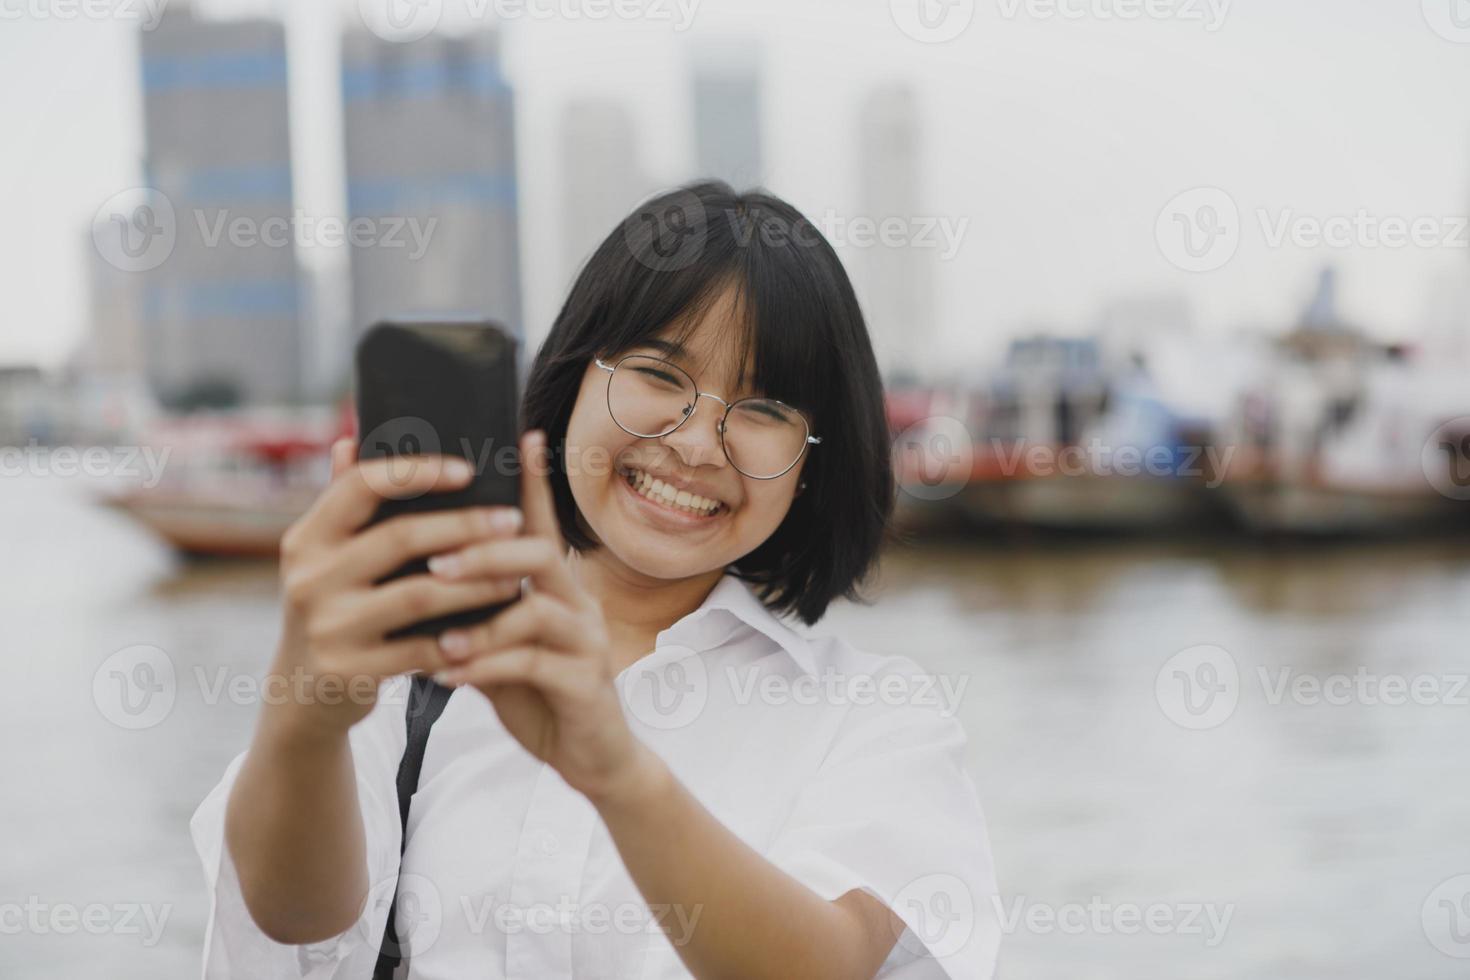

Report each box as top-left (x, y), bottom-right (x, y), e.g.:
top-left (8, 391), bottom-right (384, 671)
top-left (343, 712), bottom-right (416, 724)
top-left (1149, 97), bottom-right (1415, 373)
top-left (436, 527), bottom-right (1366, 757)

top-left (5, 471), bottom-right (1469, 978)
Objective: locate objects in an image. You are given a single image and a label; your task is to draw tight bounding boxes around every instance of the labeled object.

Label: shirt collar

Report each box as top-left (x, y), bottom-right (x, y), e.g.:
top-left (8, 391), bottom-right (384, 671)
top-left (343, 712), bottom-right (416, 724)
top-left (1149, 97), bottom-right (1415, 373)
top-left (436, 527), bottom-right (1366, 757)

top-left (660, 571), bottom-right (819, 677)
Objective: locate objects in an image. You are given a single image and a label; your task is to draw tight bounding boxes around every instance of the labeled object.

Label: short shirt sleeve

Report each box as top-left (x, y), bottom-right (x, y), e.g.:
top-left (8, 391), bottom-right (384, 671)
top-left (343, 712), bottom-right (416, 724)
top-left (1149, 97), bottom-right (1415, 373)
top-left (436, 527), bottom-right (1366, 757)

top-left (188, 675), bottom-right (410, 979)
top-left (765, 656), bottom-right (1000, 979)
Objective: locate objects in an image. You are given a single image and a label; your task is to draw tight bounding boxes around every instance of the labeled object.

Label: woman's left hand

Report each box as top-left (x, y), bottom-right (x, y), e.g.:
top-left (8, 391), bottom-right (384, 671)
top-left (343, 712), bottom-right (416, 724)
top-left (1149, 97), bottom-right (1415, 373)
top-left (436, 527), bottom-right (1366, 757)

top-left (427, 430), bottom-right (654, 805)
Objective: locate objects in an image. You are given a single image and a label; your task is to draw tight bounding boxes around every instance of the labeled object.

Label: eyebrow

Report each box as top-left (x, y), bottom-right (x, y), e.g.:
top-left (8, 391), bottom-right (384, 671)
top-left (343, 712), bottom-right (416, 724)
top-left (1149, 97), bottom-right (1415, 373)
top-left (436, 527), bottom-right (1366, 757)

top-left (634, 337), bottom-right (757, 393)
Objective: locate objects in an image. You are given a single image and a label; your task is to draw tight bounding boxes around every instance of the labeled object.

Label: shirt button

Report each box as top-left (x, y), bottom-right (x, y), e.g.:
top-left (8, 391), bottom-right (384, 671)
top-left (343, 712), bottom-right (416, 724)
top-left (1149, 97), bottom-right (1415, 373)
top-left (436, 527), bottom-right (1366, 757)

top-left (538, 831), bottom-right (559, 856)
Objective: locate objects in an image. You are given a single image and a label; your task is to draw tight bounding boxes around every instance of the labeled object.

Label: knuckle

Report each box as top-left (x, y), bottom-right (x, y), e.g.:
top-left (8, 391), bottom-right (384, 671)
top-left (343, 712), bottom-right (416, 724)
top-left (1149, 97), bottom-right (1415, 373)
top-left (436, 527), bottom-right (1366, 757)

top-left (281, 568), bottom-right (318, 611)
top-left (403, 581), bottom-right (436, 617)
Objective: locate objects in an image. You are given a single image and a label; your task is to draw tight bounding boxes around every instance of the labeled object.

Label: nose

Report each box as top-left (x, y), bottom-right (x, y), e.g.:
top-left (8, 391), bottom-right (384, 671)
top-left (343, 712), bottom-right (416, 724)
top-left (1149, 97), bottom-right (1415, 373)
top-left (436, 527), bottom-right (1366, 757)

top-left (659, 392), bottom-right (729, 471)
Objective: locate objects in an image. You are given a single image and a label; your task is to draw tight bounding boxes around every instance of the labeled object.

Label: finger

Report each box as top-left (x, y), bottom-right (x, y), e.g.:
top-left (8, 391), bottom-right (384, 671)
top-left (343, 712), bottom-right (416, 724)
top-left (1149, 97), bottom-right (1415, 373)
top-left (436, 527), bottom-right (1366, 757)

top-left (320, 506), bottom-right (522, 589)
top-left (293, 454), bottom-right (475, 550)
top-left (350, 634), bottom-right (448, 680)
top-left (435, 645), bottom-right (580, 698)
top-left (330, 437), bottom-right (356, 479)
top-left (334, 574), bottom-right (521, 639)
top-left (437, 593), bottom-right (584, 663)
top-left (425, 535), bottom-right (582, 606)
top-left (520, 430), bottom-right (562, 542)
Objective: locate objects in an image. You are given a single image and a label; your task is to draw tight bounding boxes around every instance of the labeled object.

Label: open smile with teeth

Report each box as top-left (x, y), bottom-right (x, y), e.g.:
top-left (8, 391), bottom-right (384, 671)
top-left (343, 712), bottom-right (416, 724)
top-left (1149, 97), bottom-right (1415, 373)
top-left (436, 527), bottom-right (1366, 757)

top-left (619, 466), bottom-right (725, 517)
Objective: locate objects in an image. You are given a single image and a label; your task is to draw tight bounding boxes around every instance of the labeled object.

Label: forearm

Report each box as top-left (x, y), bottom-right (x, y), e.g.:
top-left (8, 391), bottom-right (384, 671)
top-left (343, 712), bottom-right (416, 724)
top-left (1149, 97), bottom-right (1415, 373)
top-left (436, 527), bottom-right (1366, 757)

top-left (224, 702), bottom-right (368, 945)
top-left (591, 746), bottom-right (879, 980)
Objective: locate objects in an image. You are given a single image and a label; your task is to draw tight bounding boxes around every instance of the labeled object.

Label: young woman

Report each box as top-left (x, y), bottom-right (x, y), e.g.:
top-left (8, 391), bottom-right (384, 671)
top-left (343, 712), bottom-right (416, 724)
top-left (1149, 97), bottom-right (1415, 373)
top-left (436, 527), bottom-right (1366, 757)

top-left (192, 182), bottom-right (998, 978)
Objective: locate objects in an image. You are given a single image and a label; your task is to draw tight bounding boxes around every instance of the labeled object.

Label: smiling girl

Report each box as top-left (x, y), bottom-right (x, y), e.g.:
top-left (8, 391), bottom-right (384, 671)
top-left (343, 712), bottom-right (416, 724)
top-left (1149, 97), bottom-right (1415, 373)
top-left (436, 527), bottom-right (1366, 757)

top-left (192, 182), bottom-right (998, 978)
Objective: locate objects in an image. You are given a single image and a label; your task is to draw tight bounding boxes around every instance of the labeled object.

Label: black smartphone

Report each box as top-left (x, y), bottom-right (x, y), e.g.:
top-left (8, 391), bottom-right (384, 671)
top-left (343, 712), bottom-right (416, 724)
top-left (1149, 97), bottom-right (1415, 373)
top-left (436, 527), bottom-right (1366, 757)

top-left (354, 318), bottom-right (521, 639)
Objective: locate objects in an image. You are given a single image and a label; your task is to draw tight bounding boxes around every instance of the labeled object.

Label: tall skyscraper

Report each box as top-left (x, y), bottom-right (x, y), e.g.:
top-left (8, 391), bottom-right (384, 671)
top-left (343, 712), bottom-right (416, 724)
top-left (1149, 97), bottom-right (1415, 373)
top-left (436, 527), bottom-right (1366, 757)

top-left (692, 51), bottom-right (763, 189)
top-left (559, 99), bottom-right (649, 284)
top-left (857, 83), bottom-right (931, 381)
top-left (341, 31), bottom-right (522, 343)
top-left (137, 7), bottom-right (304, 407)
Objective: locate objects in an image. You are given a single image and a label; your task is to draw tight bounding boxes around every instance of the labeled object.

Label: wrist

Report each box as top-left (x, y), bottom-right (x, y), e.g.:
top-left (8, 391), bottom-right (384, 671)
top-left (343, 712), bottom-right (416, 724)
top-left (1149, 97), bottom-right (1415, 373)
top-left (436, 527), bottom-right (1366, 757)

top-left (588, 741), bottom-right (671, 816)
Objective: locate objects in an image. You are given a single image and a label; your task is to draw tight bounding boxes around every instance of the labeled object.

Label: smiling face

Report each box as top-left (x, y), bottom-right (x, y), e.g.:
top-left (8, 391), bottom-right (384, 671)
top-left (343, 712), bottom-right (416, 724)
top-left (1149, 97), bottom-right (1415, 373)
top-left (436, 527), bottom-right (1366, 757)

top-left (562, 283), bottom-right (807, 583)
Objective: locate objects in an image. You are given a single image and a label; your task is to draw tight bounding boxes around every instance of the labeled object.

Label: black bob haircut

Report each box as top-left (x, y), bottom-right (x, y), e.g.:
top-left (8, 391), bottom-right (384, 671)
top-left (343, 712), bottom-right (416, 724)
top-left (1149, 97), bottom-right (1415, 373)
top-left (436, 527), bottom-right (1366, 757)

top-left (521, 180), bottom-right (894, 626)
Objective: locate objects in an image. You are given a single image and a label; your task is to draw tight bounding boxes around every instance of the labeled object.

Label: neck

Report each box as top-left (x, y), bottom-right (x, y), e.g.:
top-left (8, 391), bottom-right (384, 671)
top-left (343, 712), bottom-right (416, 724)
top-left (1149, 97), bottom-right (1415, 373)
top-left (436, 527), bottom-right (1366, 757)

top-left (566, 549), bottom-right (727, 675)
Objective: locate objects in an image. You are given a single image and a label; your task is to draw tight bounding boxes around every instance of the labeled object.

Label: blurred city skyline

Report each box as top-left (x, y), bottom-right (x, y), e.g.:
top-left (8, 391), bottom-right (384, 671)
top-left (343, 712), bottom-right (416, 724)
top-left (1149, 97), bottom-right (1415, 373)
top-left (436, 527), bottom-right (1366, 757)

top-left (6, 0), bottom-right (1470, 379)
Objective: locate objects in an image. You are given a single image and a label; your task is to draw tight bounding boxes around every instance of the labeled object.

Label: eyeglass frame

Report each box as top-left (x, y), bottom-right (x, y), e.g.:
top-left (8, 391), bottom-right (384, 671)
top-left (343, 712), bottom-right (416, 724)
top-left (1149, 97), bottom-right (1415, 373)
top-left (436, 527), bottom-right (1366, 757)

top-left (593, 354), bottom-right (821, 480)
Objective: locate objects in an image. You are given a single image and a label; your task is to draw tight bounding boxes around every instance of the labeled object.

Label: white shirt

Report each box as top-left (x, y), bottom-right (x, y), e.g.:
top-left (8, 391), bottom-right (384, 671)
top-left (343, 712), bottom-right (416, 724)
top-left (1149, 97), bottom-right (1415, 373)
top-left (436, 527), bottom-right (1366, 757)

top-left (191, 571), bottom-right (1000, 978)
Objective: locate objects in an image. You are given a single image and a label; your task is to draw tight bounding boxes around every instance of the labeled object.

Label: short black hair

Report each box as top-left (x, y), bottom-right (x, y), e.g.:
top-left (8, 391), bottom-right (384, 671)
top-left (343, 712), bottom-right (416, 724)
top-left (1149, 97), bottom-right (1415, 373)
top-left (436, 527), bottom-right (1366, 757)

top-left (521, 180), bottom-right (894, 626)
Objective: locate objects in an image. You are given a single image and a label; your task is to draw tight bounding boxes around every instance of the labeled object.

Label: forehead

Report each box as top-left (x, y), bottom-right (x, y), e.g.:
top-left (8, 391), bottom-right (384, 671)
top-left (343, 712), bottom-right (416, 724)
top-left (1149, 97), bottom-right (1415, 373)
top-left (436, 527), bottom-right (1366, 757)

top-left (639, 286), bottom-right (754, 391)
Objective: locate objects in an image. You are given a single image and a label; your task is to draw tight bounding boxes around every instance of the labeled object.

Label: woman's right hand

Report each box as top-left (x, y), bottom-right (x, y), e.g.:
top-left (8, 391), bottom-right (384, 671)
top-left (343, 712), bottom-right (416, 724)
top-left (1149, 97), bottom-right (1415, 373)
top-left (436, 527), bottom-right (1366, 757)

top-left (267, 437), bottom-right (524, 738)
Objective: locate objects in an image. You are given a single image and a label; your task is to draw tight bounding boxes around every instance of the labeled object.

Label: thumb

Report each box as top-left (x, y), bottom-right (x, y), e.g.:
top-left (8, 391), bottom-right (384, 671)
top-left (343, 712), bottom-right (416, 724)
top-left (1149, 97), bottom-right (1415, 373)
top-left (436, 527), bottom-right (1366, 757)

top-left (330, 437), bottom-right (357, 479)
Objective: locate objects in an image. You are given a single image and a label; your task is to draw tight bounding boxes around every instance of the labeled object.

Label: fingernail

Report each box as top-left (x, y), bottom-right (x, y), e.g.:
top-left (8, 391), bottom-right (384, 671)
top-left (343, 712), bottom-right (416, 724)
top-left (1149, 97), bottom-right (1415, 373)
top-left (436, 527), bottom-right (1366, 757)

top-left (438, 631), bottom-right (471, 658)
top-left (445, 458), bottom-right (473, 480)
top-left (428, 554), bottom-right (461, 578)
top-left (432, 669), bottom-right (460, 687)
top-left (481, 508), bottom-right (522, 534)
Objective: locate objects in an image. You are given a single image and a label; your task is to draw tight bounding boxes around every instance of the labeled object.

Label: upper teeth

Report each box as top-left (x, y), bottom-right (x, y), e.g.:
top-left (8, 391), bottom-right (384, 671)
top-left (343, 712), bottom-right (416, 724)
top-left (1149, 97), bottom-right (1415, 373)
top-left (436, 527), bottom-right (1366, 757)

top-left (624, 468), bottom-right (721, 515)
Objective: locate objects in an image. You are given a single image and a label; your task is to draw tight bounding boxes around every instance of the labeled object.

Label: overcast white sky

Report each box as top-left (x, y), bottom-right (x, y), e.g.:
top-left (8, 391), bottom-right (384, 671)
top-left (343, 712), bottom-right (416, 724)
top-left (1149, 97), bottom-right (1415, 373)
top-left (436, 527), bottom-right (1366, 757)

top-left (4, 0), bottom-right (1470, 372)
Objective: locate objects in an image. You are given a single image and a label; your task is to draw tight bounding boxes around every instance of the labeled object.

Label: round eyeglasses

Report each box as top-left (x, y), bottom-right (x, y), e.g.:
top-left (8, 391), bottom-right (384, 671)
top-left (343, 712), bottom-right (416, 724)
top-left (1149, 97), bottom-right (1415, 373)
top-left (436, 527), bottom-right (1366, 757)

top-left (594, 354), bottom-right (820, 480)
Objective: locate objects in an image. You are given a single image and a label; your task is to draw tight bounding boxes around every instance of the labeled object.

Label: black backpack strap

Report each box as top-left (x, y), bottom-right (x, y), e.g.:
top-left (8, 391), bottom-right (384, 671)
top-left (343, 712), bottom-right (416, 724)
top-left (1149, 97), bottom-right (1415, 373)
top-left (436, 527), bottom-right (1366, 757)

top-left (372, 676), bottom-right (454, 980)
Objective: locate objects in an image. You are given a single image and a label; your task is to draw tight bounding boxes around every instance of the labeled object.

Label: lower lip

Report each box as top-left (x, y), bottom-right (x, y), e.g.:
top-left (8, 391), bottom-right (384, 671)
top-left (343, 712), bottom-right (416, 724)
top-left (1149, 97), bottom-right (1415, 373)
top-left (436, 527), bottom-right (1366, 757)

top-left (617, 471), bottom-right (726, 529)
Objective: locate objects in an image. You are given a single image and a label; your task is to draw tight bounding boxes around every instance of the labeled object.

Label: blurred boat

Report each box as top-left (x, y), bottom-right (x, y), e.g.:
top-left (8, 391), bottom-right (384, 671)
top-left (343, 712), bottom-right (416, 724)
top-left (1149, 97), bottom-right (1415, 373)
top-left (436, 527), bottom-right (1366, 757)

top-left (99, 408), bottom-right (342, 557)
